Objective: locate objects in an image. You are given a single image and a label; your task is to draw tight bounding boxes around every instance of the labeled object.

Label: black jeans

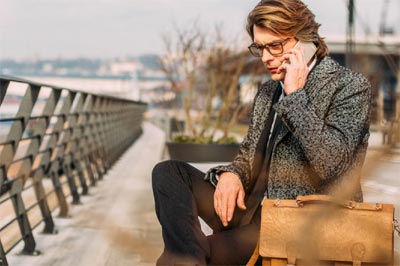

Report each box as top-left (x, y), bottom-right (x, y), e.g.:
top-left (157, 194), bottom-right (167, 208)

top-left (152, 160), bottom-right (259, 265)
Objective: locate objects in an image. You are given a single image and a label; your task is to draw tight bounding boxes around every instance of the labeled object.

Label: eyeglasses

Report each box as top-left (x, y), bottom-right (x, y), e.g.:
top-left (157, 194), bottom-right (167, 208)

top-left (248, 38), bottom-right (291, 57)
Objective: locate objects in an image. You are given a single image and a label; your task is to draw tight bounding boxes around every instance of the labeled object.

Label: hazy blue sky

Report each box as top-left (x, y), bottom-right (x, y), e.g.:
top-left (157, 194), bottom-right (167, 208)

top-left (0, 0), bottom-right (399, 60)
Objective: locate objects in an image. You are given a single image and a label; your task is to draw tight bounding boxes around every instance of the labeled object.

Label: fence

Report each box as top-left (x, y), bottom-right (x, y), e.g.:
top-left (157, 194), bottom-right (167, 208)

top-left (0, 75), bottom-right (147, 265)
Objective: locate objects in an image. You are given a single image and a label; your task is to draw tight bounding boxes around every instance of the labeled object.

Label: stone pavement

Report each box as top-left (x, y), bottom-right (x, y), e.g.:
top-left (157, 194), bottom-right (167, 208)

top-left (8, 122), bottom-right (165, 266)
top-left (6, 122), bottom-right (400, 265)
top-left (362, 131), bottom-right (400, 263)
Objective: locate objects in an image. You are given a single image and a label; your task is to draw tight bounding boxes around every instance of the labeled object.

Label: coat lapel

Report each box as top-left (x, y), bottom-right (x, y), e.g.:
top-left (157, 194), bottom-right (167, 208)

top-left (254, 81), bottom-right (280, 128)
top-left (303, 57), bottom-right (340, 101)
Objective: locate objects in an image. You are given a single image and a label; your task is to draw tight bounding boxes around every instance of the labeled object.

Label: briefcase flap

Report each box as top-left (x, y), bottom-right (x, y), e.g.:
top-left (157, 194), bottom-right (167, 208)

top-left (259, 195), bottom-right (394, 263)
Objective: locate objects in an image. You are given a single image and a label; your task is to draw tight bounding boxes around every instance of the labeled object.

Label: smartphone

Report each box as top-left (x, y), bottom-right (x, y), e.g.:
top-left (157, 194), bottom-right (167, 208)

top-left (293, 40), bottom-right (317, 63)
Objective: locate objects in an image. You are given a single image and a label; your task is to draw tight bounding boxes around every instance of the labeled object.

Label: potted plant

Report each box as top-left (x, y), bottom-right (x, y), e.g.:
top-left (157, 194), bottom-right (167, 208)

top-left (159, 23), bottom-right (255, 162)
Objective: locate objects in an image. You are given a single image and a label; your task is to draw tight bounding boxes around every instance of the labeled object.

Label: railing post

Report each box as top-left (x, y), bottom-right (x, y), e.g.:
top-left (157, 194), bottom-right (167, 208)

top-left (83, 157), bottom-right (96, 186)
top-left (84, 97), bottom-right (106, 181)
top-left (50, 171), bottom-right (69, 217)
top-left (65, 92), bottom-right (90, 194)
top-left (63, 162), bottom-right (80, 205)
top-left (32, 168), bottom-right (57, 234)
top-left (84, 110), bottom-right (104, 182)
top-left (93, 97), bottom-right (109, 174)
top-left (89, 153), bottom-right (103, 180)
top-left (72, 159), bottom-right (89, 195)
top-left (0, 239), bottom-right (8, 266)
top-left (0, 80), bottom-right (9, 106)
top-left (9, 179), bottom-right (40, 255)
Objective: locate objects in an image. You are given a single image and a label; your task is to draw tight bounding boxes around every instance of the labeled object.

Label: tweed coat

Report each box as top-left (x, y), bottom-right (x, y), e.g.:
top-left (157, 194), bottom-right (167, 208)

top-left (205, 56), bottom-right (371, 212)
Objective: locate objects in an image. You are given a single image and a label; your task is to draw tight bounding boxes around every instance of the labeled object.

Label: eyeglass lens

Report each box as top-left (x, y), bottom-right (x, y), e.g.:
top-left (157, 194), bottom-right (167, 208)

top-left (249, 39), bottom-right (288, 57)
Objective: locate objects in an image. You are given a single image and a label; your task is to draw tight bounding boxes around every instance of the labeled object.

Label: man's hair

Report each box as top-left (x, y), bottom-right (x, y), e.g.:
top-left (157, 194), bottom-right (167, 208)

top-left (246, 0), bottom-right (328, 59)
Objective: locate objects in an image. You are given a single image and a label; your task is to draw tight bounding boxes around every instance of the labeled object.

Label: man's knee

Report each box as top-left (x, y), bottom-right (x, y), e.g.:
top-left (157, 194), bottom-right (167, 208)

top-left (152, 159), bottom-right (183, 186)
top-left (152, 160), bottom-right (169, 176)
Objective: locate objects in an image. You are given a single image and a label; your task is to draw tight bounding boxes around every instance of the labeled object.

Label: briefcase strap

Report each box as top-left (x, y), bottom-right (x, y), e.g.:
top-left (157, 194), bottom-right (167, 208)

top-left (270, 195), bottom-right (384, 211)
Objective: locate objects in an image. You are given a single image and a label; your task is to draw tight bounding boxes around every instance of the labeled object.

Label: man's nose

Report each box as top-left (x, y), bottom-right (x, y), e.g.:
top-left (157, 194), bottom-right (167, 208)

top-left (261, 48), bottom-right (274, 63)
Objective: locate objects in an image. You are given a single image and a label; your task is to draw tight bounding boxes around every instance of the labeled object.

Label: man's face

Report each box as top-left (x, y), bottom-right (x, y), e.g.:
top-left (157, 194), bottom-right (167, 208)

top-left (252, 25), bottom-right (297, 81)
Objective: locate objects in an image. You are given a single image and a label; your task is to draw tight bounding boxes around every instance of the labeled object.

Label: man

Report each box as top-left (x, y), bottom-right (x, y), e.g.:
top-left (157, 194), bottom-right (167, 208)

top-left (152, 0), bottom-right (371, 265)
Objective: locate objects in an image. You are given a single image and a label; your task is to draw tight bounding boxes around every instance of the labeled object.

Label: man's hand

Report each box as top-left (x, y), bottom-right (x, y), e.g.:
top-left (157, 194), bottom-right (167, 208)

top-left (214, 172), bottom-right (246, 227)
top-left (277, 46), bottom-right (310, 95)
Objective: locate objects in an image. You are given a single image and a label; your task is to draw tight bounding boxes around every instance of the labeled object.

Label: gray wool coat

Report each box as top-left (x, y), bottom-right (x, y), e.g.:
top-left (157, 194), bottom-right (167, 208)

top-left (205, 56), bottom-right (371, 211)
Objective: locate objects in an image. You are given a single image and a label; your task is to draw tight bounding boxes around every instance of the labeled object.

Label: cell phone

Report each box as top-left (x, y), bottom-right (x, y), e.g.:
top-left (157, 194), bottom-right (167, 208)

top-left (293, 40), bottom-right (317, 63)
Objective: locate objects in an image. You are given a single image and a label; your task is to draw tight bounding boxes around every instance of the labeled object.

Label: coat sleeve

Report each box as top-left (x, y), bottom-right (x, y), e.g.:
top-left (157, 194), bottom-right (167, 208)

top-left (273, 71), bottom-right (371, 181)
top-left (204, 86), bottom-right (265, 191)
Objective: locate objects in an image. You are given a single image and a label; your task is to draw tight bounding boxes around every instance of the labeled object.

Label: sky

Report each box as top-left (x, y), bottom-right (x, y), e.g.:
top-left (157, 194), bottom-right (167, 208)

top-left (0, 0), bottom-right (399, 60)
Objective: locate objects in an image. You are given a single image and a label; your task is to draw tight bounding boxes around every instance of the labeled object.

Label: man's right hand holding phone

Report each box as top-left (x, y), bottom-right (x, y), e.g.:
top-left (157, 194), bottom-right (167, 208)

top-left (277, 45), bottom-right (310, 95)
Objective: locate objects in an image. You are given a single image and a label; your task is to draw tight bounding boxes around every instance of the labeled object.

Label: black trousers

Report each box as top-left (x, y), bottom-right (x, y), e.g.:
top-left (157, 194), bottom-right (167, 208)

top-left (152, 160), bottom-right (260, 265)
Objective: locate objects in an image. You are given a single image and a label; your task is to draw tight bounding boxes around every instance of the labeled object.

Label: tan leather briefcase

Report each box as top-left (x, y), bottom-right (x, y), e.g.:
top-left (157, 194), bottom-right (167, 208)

top-left (247, 195), bottom-right (396, 266)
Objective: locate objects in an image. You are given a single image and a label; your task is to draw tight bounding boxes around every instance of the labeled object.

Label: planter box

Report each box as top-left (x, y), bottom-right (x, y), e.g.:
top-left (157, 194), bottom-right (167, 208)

top-left (166, 142), bottom-right (240, 162)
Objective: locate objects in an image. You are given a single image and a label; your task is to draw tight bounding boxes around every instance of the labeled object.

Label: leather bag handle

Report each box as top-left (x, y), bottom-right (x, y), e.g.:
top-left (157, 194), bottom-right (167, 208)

top-left (271, 195), bottom-right (383, 211)
top-left (296, 194), bottom-right (346, 205)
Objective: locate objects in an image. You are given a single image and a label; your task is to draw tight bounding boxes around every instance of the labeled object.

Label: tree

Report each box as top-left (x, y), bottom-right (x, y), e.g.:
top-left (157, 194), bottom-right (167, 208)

top-left (159, 22), bottom-right (251, 144)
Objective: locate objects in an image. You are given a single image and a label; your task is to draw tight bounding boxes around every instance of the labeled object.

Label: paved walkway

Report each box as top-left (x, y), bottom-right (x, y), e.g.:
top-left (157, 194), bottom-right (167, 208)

top-left (8, 122), bottom-right (165, 266)
top-left (6, 123), bottom-right (400, 265)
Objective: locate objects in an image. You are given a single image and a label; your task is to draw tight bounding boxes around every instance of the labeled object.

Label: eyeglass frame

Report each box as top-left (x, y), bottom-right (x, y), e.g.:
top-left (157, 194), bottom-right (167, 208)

top-left (248, 38), bottom-right (291, 57)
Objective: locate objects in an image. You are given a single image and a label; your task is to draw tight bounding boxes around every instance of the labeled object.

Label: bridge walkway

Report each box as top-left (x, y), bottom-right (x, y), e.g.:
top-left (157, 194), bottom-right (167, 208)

top-left (6, 122), bottom-right (400, 265)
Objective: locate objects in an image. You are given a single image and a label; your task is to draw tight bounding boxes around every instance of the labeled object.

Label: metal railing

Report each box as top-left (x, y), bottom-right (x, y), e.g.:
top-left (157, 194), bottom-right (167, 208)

top-left (0, 75), bottom-right (147, 265)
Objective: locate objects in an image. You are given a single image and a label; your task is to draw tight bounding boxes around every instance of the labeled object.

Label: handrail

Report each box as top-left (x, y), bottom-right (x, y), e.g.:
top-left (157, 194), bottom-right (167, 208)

top-left (0, 75), bottom-right (147, 105)
top-left (0, 75), bottom-right (147, 265)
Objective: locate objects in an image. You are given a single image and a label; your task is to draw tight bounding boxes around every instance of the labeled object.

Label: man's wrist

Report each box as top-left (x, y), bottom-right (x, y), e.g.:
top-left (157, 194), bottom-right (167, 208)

top-left (210, 173), bottom-right (219, 186)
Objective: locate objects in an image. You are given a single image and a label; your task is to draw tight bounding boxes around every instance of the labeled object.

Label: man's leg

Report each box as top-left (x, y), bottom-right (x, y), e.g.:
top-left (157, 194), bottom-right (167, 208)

top-left (152, 160), bottom-right (260, 265)
top-left (207, 218), bottom-right (260, 265)
top-left (152, 160), bottom-right (223, 265)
